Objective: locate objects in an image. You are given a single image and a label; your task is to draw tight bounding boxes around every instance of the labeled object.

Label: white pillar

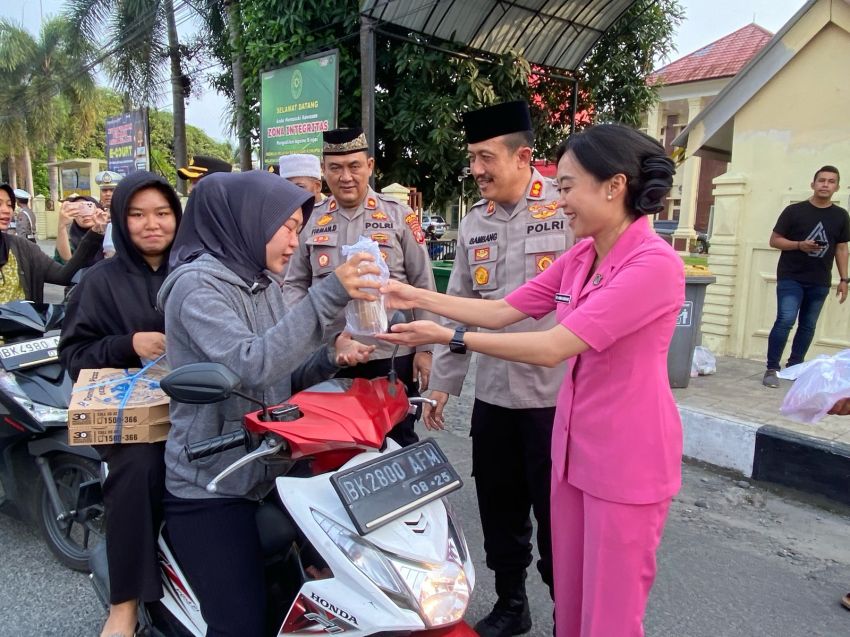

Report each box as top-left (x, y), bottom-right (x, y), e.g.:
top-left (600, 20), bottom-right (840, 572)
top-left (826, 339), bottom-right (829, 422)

top-left (672, 98), bottom-right (705, 254)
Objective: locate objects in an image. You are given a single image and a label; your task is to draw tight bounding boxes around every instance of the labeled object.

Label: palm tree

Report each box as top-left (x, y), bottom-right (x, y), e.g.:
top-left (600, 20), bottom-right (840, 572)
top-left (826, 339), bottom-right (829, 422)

top-left (67, 0), bottom-right (190, 187)
top-left (0, 17), bottom-right (97, 199)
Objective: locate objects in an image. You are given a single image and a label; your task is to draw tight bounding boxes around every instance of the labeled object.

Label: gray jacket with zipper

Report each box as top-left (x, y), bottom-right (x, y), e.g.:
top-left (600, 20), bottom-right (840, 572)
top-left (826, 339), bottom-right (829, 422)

top-left (158, 254), bottom-right (350, 500)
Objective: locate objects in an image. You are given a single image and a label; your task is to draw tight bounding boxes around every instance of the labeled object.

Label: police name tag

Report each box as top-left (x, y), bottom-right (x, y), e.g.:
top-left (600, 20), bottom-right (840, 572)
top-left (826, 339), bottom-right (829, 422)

top-left (0, 335), bottom-right (61, 371)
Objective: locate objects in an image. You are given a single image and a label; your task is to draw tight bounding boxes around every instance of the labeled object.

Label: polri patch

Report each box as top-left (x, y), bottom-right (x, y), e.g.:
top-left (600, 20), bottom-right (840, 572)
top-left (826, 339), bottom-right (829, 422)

top-left (536, 254), bottom-right (555, 272)
top-left (474, 266), bottom-right (490, 286)
top-left (318, 254), bottom-right (330, 267)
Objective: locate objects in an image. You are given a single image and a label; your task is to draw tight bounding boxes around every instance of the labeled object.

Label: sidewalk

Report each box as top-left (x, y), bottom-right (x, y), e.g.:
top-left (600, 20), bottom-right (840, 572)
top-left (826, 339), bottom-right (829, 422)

top-left (676, 356), bottom-right (850, 505)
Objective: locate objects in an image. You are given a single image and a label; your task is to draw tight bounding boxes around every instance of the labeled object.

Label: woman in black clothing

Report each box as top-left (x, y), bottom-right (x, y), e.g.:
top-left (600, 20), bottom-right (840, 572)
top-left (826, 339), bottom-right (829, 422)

top-left (59, 172), bottom-right (182, 637)
top-left (0, 184), bottom-right (105, 303)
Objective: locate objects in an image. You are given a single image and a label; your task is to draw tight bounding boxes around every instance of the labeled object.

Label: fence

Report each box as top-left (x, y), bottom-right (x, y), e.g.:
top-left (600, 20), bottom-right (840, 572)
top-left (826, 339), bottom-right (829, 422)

top-left (426, 239), bottom-right (456, 261)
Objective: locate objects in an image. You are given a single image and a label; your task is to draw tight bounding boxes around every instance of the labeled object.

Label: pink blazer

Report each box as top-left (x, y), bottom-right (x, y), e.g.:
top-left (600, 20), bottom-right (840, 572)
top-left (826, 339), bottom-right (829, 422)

top-left (506, 216), bottom-right (685, 504)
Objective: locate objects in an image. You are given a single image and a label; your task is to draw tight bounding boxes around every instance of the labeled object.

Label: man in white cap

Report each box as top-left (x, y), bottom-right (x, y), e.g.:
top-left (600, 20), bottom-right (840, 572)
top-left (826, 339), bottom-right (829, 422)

top-left (278, 153), bottom-right (324, 201)
top-left (13, 189), bottom-right (37, 242)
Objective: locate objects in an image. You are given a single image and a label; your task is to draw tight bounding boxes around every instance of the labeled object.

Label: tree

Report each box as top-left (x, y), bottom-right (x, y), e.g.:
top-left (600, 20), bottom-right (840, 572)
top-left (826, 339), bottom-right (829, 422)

top-left (209, 0), bottom-right (684, 208)
top-left (0, 16), bottom-right (97, 199)
top-left (66, 0), bottom-right (193, 188)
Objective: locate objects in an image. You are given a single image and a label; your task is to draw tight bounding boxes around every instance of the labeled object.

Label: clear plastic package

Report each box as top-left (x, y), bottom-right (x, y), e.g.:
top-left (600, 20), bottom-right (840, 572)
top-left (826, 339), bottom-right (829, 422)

top-left (340, 236), bottom-right (390, 336)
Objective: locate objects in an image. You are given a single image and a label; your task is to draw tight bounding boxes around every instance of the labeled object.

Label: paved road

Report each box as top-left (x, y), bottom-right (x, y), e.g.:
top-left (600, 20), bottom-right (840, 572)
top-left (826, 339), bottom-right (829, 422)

top-left (1, 358), bottom-right (849, 635)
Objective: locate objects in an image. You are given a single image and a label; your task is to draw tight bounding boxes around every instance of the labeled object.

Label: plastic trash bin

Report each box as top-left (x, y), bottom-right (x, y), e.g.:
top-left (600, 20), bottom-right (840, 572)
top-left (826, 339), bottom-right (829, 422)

top-left (431, 260), bottom-right (454, 294)
top-left (667, 275), bottom-right (716, 388)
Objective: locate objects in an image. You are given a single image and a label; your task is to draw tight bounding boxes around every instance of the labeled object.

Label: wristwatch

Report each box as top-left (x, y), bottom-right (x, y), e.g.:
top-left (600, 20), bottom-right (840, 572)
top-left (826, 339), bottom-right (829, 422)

top-left (449, 326), bottom-right (467, 355)
top-left (841, 278), bottom-right (850, 284)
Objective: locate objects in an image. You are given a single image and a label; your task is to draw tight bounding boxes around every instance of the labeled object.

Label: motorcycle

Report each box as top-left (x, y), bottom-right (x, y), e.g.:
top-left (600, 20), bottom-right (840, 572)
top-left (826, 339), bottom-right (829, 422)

top-left (0, 301), bottom-right (103, 571)
top-left (89, 360), bottom-right (477, 636)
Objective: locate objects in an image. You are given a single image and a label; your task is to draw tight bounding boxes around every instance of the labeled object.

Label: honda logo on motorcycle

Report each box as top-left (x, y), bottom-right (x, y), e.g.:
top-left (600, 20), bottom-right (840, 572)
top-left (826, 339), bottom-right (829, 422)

top-left (309, 592), bottom-right (358, 625)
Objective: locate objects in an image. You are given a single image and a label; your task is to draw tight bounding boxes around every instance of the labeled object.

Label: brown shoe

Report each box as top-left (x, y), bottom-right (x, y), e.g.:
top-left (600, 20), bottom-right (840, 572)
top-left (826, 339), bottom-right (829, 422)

top-left (842, 592), bottom-right (850, 610)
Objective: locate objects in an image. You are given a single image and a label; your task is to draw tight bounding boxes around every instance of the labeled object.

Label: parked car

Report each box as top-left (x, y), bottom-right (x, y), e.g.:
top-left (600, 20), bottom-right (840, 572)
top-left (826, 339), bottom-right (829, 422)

top-left (653, 219), bottom-right (710, 254)
top-left (422, 214), bottom-right (447, 238)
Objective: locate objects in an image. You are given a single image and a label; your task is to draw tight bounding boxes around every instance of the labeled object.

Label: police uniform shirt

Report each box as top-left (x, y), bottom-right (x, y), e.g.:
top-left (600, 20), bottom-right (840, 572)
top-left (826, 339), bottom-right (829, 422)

top-left (429, 169), bottom-right (574, 409)
top-left (282, 187), bottom-right (437, 359)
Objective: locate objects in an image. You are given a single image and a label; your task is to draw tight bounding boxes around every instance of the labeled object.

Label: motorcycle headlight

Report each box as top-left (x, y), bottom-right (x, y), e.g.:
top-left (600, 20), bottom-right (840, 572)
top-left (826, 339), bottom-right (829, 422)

top-left (390, 558), bottom-right (469, 626)
top-left (0, 371), bottom-right (67, 425)
top-left (312, 509), bottom-right (470, 626)
top-left (311, 509), bottom-right (410, 601)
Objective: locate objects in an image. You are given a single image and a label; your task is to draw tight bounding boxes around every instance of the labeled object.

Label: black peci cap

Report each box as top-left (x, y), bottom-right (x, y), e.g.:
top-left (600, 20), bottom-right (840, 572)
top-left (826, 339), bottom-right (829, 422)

top-left (177, 155), bottom-right (233, 180)
top-left (323, 127), bottom-right (369, 156)
top-left (462, 100), bottom-right (533, 144)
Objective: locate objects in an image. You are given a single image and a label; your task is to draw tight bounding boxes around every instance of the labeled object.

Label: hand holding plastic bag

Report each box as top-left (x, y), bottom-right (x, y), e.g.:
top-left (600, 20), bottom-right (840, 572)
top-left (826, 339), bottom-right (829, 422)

top-left (777, 350), bottom-right (850, 423)
top-left (341, 236), bottom-right (390, 335)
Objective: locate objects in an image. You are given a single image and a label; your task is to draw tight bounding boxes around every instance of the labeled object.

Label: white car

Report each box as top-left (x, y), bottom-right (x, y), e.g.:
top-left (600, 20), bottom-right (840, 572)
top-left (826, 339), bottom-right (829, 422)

top-left (422, 214), bottom-right (447, 238)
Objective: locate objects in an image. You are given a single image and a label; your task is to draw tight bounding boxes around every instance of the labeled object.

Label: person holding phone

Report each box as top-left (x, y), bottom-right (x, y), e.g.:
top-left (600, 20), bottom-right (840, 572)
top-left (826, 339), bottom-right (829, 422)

top-left (0, 184), bottom-right (106, 303)
top-left (763, 166), bottom-right (850, 387)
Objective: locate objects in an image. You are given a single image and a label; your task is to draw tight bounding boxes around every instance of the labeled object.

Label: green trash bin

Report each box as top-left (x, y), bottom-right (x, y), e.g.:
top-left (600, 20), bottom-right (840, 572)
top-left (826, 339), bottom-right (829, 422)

top-left (431, 260), bottom-right (454, 293)
top-left (667, 275), bottom-right (716, 388)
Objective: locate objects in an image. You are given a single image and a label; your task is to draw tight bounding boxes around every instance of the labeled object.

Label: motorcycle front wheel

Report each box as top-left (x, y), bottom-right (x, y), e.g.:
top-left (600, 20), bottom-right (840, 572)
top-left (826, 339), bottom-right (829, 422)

top-left (35, 453), bottom-right (105, 571)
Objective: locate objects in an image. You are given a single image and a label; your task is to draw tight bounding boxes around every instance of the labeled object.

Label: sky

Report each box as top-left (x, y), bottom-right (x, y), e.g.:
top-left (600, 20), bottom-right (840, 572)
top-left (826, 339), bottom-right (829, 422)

top-left (2, 0), bottom-right (810, 143)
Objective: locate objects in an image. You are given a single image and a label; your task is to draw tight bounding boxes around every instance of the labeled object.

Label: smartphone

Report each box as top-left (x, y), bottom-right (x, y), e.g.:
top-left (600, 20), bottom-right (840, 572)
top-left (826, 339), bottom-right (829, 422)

top-left (815, 240), bottom-right (828, 247)
top-left (78, 201), bottom-right (97, 217)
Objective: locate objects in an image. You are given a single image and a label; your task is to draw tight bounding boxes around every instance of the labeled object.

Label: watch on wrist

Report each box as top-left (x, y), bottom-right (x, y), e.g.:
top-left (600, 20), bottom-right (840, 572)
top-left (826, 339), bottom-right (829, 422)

top-left (841, 278), bottom-right (850, 284)
top-left (449, 326), bottom-right (467, 355)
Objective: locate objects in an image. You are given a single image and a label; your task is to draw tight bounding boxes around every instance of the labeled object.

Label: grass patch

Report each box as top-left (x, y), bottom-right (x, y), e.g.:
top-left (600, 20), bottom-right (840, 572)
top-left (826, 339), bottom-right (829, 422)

top-left (683, 256), bottom-right (708, 267)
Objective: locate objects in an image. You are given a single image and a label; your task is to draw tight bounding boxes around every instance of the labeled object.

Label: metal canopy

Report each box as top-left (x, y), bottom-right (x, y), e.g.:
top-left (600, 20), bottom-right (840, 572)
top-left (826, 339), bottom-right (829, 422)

top-left (360, 0), bottom-right (640, 72)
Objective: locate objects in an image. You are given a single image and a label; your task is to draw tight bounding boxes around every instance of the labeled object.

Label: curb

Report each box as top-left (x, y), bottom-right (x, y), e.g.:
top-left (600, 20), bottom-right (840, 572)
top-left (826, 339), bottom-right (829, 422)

top-left (680, 405), bottom-right (850, 505)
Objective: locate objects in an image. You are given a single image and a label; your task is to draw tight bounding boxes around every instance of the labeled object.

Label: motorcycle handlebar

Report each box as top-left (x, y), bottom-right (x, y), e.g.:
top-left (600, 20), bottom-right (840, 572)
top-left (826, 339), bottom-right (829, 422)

top-left (185, 429), bottom-right (247, 462)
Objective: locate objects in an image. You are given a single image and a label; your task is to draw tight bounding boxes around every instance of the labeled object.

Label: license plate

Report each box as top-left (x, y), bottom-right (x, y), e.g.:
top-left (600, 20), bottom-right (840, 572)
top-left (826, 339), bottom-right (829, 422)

top-left (0, 335), bottom-right (61, 371)
top-left (331, 439), bottom-right (462, 535)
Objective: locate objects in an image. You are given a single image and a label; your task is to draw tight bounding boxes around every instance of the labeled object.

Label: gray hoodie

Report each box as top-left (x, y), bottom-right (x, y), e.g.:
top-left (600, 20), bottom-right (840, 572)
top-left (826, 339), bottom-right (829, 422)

top-left (158, 253), bottom-right (349, 500)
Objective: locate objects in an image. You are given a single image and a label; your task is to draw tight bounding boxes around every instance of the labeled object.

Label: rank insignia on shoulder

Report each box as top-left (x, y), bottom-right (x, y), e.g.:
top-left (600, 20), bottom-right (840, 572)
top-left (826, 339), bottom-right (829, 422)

top-left (366, 197), bottom-right (377, 210)
top-left (316, 214), bottom-right (334, 226)
top-left (536, 254), bottom-right (555, 272)
top-left (474, 266), bottom-right (490, 286)
top-left (313, 235), bottom-right (330, 243)
top-left (328, 199), bottom-right (338, 212)
top-left (318, 254), bottom-right (330, 267)
top-left (474, 247), bottom-right (490, 261)
top-left (529, 180), bottom-right (543, 199)
top-left (486, 201), bottom-right (495, 215)
top-left (371, 211), bottom-right (388, 220)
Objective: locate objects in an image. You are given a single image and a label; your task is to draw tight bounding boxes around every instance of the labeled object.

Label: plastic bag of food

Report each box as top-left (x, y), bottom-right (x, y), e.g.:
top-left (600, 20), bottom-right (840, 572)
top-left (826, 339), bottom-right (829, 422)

top-left (690, 345), bottom-right (717, 376)
top-left (340, 235), bottom-right (390, 335)
top-left (777, 350), bottom-right (850, 423)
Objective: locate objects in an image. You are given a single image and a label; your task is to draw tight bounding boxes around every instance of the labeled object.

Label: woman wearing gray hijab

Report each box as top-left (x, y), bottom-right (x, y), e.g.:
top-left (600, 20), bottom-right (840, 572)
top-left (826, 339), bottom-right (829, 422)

top-left (158, 171), bottom-right (380, 636)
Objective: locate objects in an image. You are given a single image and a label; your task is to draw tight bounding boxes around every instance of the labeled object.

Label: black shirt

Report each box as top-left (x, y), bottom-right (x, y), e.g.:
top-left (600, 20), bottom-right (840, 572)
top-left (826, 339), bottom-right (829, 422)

top-left (774, 200), bottom-right (850, 286)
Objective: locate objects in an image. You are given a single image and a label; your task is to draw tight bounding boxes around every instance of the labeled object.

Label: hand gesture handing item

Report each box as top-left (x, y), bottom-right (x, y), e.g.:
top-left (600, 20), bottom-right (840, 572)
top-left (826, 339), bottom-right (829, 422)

top-left (377, 320), bottom-right (452, 349)
top-left (334, 332), bottom-right (375, 367)
top-left (334, 252), bottom-right (382, 301)
top-left (380, 279), bottom-right (423, 310)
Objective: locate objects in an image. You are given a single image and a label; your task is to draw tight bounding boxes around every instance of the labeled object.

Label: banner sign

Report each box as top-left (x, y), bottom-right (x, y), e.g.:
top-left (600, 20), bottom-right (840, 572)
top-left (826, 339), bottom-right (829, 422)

top-left (105, 109), bottom-right (150, 176)
top-left (261, 50), bottom-right (339, 168)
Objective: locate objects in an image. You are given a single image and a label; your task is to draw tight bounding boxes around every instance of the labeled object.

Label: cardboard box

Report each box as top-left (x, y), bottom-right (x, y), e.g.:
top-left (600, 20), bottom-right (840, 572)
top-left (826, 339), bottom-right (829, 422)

top-left (68, 367), bottom-right (171, 446)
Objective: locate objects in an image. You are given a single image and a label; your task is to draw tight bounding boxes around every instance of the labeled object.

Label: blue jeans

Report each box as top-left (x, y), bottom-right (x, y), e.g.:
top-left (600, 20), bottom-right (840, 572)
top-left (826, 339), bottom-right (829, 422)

top-left (766, 279), bottom-right (829, 370)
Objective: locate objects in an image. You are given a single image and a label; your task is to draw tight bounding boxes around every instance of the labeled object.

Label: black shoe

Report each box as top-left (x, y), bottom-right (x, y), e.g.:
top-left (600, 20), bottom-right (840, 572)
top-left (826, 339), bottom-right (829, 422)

top-left (473, 602), bottom-right (532, 637)
top-left (762, 369), bottom-right (779, 388)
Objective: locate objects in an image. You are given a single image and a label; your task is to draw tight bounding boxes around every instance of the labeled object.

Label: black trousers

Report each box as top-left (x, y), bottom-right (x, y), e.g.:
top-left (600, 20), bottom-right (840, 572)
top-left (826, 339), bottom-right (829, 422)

top-left (335, 352), bottom-right (420, 447)
top-left (470, 399), bottom-right (554, 592)
top-left (97, 441), bottom-right (166, 604)
top-left (163, 493), bottom-right (266, 637)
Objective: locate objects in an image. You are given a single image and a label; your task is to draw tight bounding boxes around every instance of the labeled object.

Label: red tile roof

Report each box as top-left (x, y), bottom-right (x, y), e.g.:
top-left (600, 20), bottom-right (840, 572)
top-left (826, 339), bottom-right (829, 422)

top-left (649, 23), bottom-right (773, 86)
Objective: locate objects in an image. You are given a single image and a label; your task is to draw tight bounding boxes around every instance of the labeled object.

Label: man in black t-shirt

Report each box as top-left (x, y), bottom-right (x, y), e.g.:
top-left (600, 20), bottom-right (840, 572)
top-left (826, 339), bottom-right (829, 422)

top-left (763, 165), bottom-right (850, 387)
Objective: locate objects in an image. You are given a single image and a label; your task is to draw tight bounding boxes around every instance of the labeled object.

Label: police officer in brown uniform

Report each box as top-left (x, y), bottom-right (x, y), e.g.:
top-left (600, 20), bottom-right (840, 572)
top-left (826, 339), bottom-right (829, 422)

top-left (282, 128), bottom-right (437, 446)
top-left (426, 101), bottom-right (574, 636)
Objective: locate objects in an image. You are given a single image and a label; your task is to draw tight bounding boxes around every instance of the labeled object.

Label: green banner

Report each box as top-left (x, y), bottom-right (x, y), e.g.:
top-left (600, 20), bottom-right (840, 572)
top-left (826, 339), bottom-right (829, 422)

top-left (261, 50), bottom-right (339, 168)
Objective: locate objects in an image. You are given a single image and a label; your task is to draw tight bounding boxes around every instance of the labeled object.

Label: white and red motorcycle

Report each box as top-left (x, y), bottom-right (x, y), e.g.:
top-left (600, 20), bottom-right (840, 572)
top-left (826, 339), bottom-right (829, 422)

top-left (88, 361), bottom-right (476, 636)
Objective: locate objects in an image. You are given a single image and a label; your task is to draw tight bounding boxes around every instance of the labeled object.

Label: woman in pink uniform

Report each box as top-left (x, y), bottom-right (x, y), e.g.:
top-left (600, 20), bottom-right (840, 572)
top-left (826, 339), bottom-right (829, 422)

top-left (379, 123), bottom-right (684, 636)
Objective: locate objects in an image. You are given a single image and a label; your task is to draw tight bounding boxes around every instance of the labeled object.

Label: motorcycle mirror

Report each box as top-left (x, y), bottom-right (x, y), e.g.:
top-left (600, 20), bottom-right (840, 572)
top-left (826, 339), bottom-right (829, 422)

top-left (160, 363), bottom-right (241, 404)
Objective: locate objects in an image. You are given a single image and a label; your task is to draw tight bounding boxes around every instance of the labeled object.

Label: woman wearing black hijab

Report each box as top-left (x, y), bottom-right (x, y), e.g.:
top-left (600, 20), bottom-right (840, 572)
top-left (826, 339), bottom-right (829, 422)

top-left (59, 172), bottom-right (182, 637)
top-left (0, 184), bottom-right (105, 303)
top-left (158, 171), bottom-right (380, 636)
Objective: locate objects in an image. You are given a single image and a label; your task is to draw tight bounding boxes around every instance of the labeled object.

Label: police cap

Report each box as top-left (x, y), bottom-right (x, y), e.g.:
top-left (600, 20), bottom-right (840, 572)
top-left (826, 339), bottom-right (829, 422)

top-left (462, 100), bottom-right (533, 144)
top-left (94, 170), bottom-right (123, 189)
top-left (177, 155), bottom-right (233, 180)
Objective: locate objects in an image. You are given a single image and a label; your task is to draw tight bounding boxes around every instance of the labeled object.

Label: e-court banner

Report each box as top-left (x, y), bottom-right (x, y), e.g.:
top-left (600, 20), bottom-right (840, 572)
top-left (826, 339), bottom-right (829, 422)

top-left (261, 50), bottom-right (339, 168)
top-left (106, 109), bottom-right (150, 176)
